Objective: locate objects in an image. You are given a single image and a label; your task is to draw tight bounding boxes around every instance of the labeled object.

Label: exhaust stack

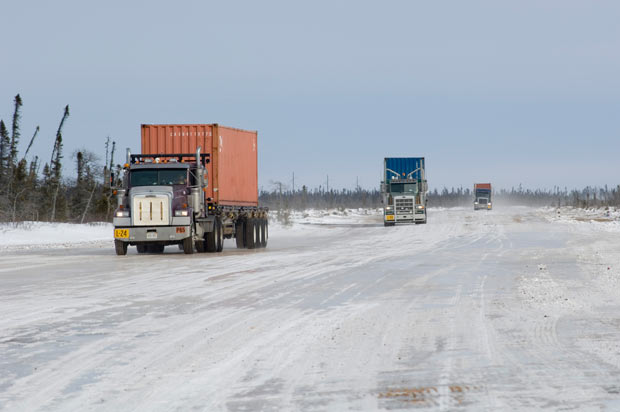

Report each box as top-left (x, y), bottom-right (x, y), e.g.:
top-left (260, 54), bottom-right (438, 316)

top-left (191, 146), bottom-right (205, 215)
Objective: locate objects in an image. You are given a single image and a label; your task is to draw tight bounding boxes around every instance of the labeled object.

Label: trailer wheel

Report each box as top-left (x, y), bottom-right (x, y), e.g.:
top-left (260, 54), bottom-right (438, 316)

top-left (235, 220), bottom-right (246, 249)
top-left (245, 218), bottom-right (257, 249)
top-left (255, 220), bottom-right (263, 248)
top-left (115, 240), bottom-right (128, 256)
top-left (215, 218), bottom-right (224, 253)
top-left (258, 219), bottom-right (267, 248)
top-left (262, 219), bottom-right (268, 248)
top-left (182, 235), bottom-right (194, 254)
top-left (136, 244), bottom-right (147, 254)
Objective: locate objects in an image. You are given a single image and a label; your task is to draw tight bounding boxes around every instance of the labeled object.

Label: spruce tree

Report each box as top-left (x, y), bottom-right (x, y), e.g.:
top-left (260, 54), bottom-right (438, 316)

top-left (49, 105), bottom-right (69, 222)
top-left (23, 126), bottom-right (39, 158)
top-left (9, 94), bottom-right (22, 176)
top-left (0, 120), bottom-right (9, 188)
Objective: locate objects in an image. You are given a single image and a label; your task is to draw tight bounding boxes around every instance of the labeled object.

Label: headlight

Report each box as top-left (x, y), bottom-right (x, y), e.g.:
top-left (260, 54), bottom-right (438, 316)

top-left (416, 205), bottom-right (424, 209)
top-left (474, 202), bottom-right (478, 204)
top-left (488, 203), bottom-right (492, 206)
top-left (115, 210), bottom-right (130, 217)
top-left (386, 206), bottom-right (393, 210)
top-left (175, 210), bottom-right (189, 217)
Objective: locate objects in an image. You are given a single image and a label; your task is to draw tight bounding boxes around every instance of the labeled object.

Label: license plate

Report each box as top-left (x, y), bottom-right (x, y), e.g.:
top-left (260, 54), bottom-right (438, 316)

top-left (385, 215), bottom-right (394, 221)
top-left (146, 232), bottom-right (157, 239)
top-left (114, 229), bottom-right (129, 238)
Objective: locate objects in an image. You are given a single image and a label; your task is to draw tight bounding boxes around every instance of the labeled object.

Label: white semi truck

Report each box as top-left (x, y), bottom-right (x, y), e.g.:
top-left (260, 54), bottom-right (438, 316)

top-left (381, 157), bottom-right (428, 226)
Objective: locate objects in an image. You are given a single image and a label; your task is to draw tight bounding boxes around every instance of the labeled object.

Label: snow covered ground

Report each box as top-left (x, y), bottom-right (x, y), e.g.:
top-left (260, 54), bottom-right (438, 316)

top-left (2, 207), bottom-right (620, 410)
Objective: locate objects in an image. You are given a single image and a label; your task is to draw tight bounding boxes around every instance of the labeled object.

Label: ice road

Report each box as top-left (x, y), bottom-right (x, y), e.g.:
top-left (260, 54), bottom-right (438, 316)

top-left (2, 207), bottom-right (620, 411)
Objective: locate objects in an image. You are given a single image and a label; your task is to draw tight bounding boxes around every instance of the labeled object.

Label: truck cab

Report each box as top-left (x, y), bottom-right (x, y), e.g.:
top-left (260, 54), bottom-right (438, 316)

top-left (474, 183), bottom-right (492, 210)
top-left (383, 180), bottom-right (427, 225)
top-left (382, 157), bottom-right (427, 226)
top-left (113, 149), bottom-right (211, 255)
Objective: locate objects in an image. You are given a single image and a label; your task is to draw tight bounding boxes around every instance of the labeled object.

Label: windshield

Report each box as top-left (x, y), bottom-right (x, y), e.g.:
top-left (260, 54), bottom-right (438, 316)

top-left (130, 169), bottom-right (187, 186)
top-left (390, 183), bottom-right (418, 194)
top-left (475, 189), bottom-right (491, 198)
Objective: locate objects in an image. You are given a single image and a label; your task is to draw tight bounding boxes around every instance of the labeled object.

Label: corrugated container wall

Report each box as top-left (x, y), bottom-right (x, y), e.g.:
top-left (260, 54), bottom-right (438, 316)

top-left (141, 124), bottom-right (258, 207)
top-left (384, 157), bottom-right (425, 181)
top-left (474, 183), bottom-right (492, 190)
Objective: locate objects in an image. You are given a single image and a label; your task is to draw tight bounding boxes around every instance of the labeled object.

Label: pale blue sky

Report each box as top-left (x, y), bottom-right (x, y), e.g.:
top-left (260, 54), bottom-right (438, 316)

top-left (1, 1), bottom-right (619, 191)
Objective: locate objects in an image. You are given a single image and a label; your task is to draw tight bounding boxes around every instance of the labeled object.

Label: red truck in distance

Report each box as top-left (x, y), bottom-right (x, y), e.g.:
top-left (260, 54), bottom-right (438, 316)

top-left (474, 183), bottom-right (492, 210)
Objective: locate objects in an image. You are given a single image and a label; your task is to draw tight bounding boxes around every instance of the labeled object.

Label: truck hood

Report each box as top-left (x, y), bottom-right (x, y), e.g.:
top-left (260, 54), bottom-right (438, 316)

top-left (129, 186), bottom-right (174, 226)
top-left (129, 186), bottom-right (174, 198)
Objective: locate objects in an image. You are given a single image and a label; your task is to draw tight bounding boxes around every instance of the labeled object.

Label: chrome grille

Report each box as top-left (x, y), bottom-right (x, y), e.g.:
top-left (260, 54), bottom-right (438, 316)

top-left (395, 198), bottom-right (414, 213)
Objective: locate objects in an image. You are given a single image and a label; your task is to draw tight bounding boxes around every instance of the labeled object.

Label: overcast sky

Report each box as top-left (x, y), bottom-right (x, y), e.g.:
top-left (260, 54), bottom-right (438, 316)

top-left (1, 1), bottom-right (619, 191)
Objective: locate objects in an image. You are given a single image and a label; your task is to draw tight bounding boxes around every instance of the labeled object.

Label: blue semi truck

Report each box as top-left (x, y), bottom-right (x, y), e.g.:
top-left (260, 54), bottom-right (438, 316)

top-left (381, 157), bottom-right (428, 226)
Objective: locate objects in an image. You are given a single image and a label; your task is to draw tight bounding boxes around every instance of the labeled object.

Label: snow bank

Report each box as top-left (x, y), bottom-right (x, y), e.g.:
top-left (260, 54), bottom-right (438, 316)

top-left (0, 221), bottom-right (112, 250)
top-left (3, 206), bottom-right (618, 251)
top-left (540, 206), bottom-right (620, 232)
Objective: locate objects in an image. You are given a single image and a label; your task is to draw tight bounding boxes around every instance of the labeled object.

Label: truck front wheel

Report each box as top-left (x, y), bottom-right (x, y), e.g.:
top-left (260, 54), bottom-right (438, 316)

top-left (182, 235), bottom-right (194, 254)
top-left (115, 240), bottom-right (128, 256)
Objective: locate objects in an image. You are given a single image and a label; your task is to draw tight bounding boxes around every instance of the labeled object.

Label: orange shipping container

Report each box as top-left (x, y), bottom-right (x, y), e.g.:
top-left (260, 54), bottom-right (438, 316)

top-left (141, 124), bottom-right (258, 207)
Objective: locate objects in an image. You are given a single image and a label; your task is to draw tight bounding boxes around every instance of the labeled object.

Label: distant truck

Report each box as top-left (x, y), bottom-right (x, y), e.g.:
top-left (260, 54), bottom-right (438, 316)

top-left (474, 183), bottom-right (492, 210)
top-left (112, 124), bottom-right (268, 255)
top-left (381, 157), bottom-right (428, 226)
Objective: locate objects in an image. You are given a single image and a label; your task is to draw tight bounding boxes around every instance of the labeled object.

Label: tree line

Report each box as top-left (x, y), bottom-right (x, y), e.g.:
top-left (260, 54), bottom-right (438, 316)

top-left (1, 94), bottom-right (619, 223)
top-left (260, 184), bottom-right (620, 211)
top-left (0, 94), bottom-right (120, 223)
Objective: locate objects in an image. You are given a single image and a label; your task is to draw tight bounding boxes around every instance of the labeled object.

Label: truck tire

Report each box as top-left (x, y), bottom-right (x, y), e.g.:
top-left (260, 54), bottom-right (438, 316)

top-left (115, 240), bottom-right (128, 256)
top-left (215, 218), bottom-right (224, 253)
top-left (205, 216), bottom-right (222, 253)
top-left (384, 222), bottom-right (394, 227)
top-left (196, 240), bottom-right (206, 253)
top-left (256, 220), bottom-right (263, 248)
top-left (136, 244), bottom-right (147, 254)
top-left (261, 219), bottom-right (268, 248)
top-left (182, 235), bottom-right (194, 254)
top-left (235, 220), bottom-right (246, 249)
top-left (258, 219), bottom-right (267, 248)
top-left (245, 218), bottom-right (257, 249)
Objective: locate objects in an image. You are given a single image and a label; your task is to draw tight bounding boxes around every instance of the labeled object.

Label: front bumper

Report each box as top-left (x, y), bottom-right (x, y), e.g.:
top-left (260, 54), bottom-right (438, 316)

top-left (385, 211), bottom-right (426, 223)
top-left (114, 225), bottom-right (191, 243)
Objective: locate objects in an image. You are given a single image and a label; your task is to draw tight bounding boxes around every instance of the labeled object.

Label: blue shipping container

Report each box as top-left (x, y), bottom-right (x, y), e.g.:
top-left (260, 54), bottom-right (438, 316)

top-left (384, 157), bottom-right (425, 182)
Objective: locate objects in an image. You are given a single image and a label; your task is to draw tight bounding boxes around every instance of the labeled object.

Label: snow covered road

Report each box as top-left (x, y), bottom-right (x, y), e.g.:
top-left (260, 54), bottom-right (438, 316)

top-left (2, 207), bottom-right (620, 411)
